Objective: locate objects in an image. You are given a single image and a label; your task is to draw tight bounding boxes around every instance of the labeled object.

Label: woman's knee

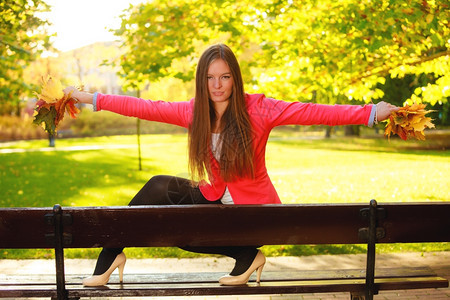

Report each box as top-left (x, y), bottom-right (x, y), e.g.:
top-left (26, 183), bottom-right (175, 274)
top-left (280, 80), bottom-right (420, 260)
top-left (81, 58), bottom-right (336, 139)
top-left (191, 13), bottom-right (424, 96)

top-left (128, 175), bottom-right (172, 206)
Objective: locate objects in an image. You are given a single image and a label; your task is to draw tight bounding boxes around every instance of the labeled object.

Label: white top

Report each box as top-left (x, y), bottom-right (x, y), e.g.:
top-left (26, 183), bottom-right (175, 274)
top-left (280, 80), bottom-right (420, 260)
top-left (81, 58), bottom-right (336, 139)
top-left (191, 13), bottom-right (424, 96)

top-left (211, 133), bottom-right (234, 205)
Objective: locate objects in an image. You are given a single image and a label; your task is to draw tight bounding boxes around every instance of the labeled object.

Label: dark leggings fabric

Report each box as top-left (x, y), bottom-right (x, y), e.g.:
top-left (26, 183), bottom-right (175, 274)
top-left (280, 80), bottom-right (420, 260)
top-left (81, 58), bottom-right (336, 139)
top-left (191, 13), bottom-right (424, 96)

top-left (93, 175), bottom-right (258, 276)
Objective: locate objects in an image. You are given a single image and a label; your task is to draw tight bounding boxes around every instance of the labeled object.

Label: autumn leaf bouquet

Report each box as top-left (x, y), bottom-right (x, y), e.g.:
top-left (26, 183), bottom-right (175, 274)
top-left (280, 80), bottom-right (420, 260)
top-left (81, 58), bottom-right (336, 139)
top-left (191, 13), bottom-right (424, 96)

top-left (33, 76), bottom-right (81, 135)
top-left (384, 103), bottom-right (435, 140)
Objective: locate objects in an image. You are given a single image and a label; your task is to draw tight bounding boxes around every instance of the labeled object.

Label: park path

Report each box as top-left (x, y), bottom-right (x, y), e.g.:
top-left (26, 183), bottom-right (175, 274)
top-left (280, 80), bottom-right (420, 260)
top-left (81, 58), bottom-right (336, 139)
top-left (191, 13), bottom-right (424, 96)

top-left (0, 133), bottom-right (328, 154)
top-left (0, 144), bottom-right (136, 154)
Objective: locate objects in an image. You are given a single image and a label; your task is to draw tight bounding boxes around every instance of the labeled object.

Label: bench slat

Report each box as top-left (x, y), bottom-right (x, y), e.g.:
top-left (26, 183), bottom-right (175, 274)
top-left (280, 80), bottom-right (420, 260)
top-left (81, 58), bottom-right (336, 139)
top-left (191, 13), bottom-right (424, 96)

top-left (378, 203), bottom-right (450, 243)
top-left (0, 267), bottom-right (439, 285)
top-left (1, 203), bottom-right (448, 248)
top-left (1, 267), bottom-right (447, 298)
top-left (64, 204), bottom-right (369, 247)
top-left (64, 276), bottom-right (448, 297)
top-left (0, 286), bottom-right (57, 298)
top-left (3, 277), bottom-right (444, 298)
top-left (0, 207), bottom-right (53, 248)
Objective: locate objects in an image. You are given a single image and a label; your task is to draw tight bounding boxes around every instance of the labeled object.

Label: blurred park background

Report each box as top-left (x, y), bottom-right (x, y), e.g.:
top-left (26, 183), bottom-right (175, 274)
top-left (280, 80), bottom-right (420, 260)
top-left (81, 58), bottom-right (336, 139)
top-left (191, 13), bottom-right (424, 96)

top-left (0, 0), bottom-right (449, 258)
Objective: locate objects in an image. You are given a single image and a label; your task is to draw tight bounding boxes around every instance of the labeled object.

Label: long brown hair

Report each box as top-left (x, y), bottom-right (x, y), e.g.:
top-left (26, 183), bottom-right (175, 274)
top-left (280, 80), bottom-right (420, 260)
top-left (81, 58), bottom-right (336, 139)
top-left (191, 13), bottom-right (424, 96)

top-left (188, 44), bottom-right (254, 183)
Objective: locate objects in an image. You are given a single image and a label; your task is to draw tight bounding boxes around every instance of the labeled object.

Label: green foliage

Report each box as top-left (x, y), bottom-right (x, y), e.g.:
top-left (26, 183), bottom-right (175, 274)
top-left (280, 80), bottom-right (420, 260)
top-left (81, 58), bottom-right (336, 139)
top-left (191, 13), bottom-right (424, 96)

top-left (248, 0), bottom-right (450, 103)
top-left (0, 0), bottom-right (51, 114)
top-left (114, 0), bottom-right (257, 90)
top-left (114, 0), bottom-right (449, 105)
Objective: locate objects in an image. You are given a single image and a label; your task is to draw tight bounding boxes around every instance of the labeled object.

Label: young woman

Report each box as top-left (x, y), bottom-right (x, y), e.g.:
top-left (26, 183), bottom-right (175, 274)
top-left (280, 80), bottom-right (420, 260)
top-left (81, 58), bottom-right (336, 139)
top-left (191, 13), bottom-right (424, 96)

top-left (64, 43), bottom-right (398, 287)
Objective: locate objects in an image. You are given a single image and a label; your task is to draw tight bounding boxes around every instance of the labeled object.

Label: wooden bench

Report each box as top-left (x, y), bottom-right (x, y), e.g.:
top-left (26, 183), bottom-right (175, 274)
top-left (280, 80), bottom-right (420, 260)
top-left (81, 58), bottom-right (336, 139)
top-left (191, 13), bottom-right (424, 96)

top-left (0, 200), bottom-right (448, 300)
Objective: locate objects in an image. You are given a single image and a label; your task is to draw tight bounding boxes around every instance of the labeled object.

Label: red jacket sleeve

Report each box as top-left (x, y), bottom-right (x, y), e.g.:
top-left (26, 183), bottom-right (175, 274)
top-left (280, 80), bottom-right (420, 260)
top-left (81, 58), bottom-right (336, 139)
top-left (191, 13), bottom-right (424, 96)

top-left (96, 93), bottom-right (193, 128)
top-left (250, 96), bottom-right (374, 129)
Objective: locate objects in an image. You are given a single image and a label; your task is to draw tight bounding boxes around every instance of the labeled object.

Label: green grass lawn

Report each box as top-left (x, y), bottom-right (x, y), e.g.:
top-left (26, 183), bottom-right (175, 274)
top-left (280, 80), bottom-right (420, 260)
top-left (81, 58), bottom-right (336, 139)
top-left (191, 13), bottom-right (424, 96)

top-left (1, 131), bottom-right (449, 259)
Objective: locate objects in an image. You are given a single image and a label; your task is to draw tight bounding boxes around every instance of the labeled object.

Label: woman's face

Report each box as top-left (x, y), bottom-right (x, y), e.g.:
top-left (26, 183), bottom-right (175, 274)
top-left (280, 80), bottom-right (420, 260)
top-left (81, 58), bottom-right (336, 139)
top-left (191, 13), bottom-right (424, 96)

top-left (207, 58), bottom-right (233, 105)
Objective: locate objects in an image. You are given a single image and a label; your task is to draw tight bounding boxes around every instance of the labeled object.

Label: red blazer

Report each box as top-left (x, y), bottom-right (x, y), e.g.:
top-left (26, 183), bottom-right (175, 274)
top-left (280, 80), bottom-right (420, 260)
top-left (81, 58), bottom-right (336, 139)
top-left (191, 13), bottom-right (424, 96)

top-left (96, 93), bottom-right (374, 204)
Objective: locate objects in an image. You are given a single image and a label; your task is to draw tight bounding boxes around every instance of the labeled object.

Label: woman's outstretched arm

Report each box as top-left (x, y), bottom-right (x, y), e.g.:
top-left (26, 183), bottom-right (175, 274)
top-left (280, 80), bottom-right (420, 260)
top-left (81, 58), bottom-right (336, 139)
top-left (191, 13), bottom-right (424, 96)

top-left (375, 101), bottom-right (399, 122)
top-left (63, 87), bottom-right (94, 104)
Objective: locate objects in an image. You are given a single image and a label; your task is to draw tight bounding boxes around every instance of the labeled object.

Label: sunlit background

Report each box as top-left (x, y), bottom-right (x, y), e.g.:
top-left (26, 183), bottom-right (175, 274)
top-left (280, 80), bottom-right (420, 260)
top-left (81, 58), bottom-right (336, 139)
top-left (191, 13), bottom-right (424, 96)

top-left (41, 0), bottom-right (144, 52)
top-left (0, 0), bottom-right (448, 262)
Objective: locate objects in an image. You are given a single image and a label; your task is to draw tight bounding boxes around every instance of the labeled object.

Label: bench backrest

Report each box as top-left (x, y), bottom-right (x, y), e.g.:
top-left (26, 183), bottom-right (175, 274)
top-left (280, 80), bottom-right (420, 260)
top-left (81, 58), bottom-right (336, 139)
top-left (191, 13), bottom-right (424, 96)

top-left (1, 202), bottom-right (449, 249)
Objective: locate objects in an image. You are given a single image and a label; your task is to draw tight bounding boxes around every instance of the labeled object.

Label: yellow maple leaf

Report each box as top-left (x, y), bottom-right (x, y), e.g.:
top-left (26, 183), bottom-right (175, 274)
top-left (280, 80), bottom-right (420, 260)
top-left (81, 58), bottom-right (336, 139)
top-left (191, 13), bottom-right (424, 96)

top-left (35, 75), bottom-right (64, 104)
top-left (409, 114), bottom-right (423, 125)
top-left (384, 103), bottom-right (435, 140)
top-left (409, 103), bottom-right (425, 111)
top-left (411, 117), bottom-right (435, 132)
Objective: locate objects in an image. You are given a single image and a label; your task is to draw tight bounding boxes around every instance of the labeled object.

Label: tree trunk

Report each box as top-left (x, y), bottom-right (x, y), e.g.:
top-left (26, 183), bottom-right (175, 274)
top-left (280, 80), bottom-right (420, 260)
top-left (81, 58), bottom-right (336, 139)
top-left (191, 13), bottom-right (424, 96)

top-left (136, 89), bottom-right (142, 171)
top-left (324, 127), bottom-right (333, 138)
top-left (344, 125), bottom-right (360, 136)
top-left (137, 118), bottom-right (142, 171)
top-left (15, 101), bottom-right (21, 117)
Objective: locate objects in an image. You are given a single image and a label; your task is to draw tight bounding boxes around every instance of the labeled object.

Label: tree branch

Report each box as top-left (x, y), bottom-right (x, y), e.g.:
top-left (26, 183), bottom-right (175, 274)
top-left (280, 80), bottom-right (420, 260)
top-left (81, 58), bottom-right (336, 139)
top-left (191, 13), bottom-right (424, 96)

top-left (351, 50), bottom-right (450, 83)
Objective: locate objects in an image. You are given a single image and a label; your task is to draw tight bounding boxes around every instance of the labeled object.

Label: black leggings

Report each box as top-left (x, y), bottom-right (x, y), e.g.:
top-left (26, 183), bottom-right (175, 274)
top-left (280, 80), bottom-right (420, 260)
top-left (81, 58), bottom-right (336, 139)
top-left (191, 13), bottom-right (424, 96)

top-left (93, 175), bottom-right (258, 276)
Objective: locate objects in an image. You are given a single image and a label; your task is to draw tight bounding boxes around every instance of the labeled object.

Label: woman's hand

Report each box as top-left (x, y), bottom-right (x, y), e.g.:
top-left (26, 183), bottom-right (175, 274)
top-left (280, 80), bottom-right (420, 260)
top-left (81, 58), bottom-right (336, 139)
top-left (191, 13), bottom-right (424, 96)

top-left (376, 101), bottom-right (400, 122)
top-left (63, 86), bottom-right (94, 104)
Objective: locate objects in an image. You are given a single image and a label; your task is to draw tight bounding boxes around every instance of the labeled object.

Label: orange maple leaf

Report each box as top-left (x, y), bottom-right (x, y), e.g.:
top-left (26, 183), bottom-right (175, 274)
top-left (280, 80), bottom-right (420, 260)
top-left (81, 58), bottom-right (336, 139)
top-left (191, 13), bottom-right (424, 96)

top-left (384, 103), bottom-right (435, 140)
top-left (33, 76), bottom-right (81, 135)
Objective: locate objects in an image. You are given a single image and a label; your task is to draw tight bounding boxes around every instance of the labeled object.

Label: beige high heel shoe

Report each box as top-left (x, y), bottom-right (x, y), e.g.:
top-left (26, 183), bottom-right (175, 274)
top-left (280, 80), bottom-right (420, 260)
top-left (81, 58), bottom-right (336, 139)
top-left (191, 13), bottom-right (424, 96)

top-left (219, 250), bottom-right (266, 286)
top-left (82, 252), bottom-right (126, 286)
